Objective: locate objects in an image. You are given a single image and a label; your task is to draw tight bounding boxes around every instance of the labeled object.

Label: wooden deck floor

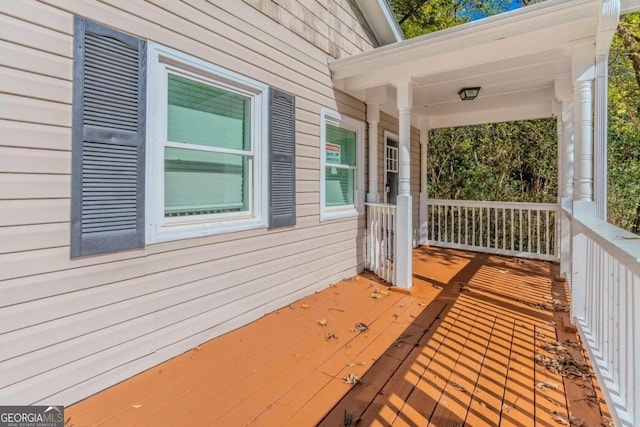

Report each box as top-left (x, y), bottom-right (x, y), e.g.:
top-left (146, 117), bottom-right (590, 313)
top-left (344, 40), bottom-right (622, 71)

top-left (66, 247), bottom-right (610, 427)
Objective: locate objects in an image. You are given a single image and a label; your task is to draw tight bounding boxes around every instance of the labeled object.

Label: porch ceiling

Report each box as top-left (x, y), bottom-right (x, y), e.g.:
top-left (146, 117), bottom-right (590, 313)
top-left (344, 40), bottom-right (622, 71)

top-left (330, 0), bottom-right (607, 129)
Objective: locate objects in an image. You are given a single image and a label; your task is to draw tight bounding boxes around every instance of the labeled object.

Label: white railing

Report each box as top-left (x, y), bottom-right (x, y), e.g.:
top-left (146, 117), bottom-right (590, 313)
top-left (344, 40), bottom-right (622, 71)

top-left (424, 199), bottom-right (558, 261)
top-left (365, 203), bottom-right (396, 284)
top-left (571, 214), bottom-right (640, 427)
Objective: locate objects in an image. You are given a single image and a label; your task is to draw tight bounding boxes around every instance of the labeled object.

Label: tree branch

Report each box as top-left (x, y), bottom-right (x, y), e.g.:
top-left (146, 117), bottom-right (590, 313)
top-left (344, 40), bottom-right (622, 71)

top-left (398, 0), bottom-right (431, 25)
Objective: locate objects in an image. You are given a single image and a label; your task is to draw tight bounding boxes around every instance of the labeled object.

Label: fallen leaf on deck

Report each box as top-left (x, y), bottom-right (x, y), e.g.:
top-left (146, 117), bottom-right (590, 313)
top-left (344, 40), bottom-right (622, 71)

top-left (536, 332), bottom-right (546, 339)
top-left (393, 341), bottom-right (403, 348)
top-left (343, 373), bottom-right (359, 384)
top-left (192, 345), bottom-right (202, 351)
top-left (301, 304), bottom-right (310, 309)
top-left (545, 396), bottom-right (564, 407)
top-left (459, 285), bottom-right (470, 292)
top-left (344, 410), bottom-right (361, 427)
top-left (570, 417), bottom-right (585, 426)
top-left (392, 313), bottom-right (399, 318)
top-left (535, 350), bottom-right (591, 378)
top-left (536, 381), bottom-right (559, 391)
top-left (131, 404), bottom-right (143, 409)
top-left (551, 411), bottom-right (570, 425)
top-left (601, 416), bottom-right (614, 427)
top-left (379, 289), bottom-right (389, 296)
top-left (419, 303), bottom-right (427, 307)
top-left (354, 322), bottom-right (368, 332)
top-left (452, 382), bottom-right (466, 392)
top-left (369, 292), bottom-right (383, 299)
top-left (317, 318), bottom-right (328, 326)
top-left (479, 401), bottom-right (487, 408)
top-left (542, 340), bottom-right (567, 354)
top-left (346, 362), bottom-right (355, 367)
top-left (357, 361), bottom-right (366, 366)
top-left (325, 332), bottom-right (337, 340)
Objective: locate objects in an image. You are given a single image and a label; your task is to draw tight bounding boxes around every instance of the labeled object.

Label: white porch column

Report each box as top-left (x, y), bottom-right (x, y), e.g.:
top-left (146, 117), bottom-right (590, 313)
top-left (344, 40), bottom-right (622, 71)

top-left (366, 102), bottom-right (380, 203)
top-left (561, 107), bottom-right (575, 204)
top-left (419, 121), bottom-right (429, 245)
top-left (594, 55), bottom-right (608, 220)
top-left (560, 103), bottom-right (574, 281)
top-left (394, 79), bottom-right (413, 289)
top-left (573, 79), bottom-right (593, 203)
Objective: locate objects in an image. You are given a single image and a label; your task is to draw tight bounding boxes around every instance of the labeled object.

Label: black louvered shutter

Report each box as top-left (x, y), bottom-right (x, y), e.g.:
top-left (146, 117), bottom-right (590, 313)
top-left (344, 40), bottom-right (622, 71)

top-left (70, 17), bottom-right (146, 257)
top-left (269, 89), bottom-right (296, 228)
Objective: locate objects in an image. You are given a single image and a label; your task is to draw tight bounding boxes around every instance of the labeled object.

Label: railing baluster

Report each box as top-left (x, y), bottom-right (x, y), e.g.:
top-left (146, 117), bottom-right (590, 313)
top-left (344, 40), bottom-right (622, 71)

top-left (536, 209), bottom-right (541, 254)
top-left (510, 208), bottom-right (514, 251)
top-left (457, 205), bottom-right (461, 244)
top-left (494, 207), bottom-right (498, 250)
top-left (519, 209), bottom-right (523, 251)
top-left (545, 210), bottom-right (550, 255)
top-left (465, 207), bottom-right (468, 245)
top-left (472, 208), bottom-right (476, 247)
top-left (528, 209), bottom-right (532, 253)
top-left (438, 205), bottom-right (442, 243)
top-left (479, 207), bottom-right (483, 248)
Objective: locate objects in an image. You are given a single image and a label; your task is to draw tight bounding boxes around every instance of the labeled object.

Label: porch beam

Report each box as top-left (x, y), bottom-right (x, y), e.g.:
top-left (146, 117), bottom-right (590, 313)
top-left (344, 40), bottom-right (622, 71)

top-left (394, 79), bottom-right (413, 289)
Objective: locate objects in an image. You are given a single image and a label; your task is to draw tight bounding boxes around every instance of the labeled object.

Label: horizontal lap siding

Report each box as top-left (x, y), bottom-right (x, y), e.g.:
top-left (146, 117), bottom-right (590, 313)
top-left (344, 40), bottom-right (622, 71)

top-left (0, 0), bottom-right (375, 405)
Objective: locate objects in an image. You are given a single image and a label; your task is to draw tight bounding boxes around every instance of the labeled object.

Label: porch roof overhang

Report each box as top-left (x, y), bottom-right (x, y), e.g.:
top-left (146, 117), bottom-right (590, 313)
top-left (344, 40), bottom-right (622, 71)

top-left (330, 0), bottom-right (620, 129)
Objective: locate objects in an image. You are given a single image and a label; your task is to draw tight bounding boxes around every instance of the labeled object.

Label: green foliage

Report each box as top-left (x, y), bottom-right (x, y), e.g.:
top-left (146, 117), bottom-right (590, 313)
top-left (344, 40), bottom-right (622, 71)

top-left (388, 0), bottom-right (542, 37)
top-left (428, 119), bottom-right (557, 203)
top-left (608, 12), bottom-right (640, 233)
top-left (390, 3), bottom-right (640, 232)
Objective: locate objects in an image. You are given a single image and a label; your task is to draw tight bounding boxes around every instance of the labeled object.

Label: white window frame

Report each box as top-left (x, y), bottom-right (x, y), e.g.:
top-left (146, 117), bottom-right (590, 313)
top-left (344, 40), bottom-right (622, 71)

top-left (146, 42), bottom-right (269, 243)
top-left (320, 108), bottom-right (365, 221)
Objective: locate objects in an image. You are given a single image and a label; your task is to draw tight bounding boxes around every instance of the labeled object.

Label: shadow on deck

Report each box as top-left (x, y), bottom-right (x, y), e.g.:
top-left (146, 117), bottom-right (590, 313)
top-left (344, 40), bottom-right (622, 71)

top-left (66, 247), bottom-right (610, 426)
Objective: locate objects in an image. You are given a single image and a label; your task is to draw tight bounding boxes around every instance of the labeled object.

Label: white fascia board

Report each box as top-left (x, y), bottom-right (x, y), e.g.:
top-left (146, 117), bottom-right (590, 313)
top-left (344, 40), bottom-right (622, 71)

top-left (331, 0), bottom-right (600, 87)
top-left (354, 0), bottom-right (403, 45)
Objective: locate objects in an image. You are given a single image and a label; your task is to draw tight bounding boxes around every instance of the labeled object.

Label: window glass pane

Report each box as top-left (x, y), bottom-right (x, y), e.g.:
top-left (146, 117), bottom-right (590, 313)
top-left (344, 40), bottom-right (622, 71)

top-left (326, 124), bottom-right (356, 166)
top-left (164, 147), bottom-right (249, 217)
top-left (167, 74), bottom-right (251, 151)
top-left (325, 167), bottom-right (354, 207)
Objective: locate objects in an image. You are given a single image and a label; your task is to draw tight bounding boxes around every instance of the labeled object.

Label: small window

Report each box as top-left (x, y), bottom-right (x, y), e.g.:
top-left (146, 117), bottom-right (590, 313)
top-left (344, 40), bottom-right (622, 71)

top-left (320, 109), bottom-right (365, 221)
top-left (147, 43), bottom-right (269, 242)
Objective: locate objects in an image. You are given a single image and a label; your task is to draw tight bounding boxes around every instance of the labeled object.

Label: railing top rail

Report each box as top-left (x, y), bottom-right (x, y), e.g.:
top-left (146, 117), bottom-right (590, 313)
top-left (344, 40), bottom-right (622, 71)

top-left (365, 203), bottom-right (397, 208)
top-left (573, 215), bottom-right (640, 273)
top-left (425, 199), bottom-right (558, 211)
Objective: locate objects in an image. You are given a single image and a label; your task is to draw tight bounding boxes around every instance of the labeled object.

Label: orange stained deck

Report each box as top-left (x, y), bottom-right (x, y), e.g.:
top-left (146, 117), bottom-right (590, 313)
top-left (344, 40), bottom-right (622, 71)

top-left (66, 247), bottom-right (609, 427)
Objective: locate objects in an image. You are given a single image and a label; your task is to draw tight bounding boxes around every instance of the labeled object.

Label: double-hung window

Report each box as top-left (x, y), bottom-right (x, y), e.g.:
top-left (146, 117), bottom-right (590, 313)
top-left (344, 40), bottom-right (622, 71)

top-left (320, 108), bottom-right (365, 221)
top-left (146, 43), bottom-right (269, 243)
top-left (71, 19), bottom-right (295, 257)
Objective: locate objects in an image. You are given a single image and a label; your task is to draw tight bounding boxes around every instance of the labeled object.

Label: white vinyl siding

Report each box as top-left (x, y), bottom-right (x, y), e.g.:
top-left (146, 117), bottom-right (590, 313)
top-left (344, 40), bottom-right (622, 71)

top-left (0, 0), bottom-right (379, 406)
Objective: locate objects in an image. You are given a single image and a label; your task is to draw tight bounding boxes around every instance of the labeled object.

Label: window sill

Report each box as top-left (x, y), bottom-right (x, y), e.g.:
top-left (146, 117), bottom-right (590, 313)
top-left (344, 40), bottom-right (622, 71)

top-left (148, 217), bottom-right (267, 243)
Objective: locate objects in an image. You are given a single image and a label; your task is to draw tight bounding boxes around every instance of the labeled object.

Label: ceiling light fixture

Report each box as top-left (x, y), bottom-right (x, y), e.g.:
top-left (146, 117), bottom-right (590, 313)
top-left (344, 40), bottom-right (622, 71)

top-left (458, 87), bottom-right (481, 101)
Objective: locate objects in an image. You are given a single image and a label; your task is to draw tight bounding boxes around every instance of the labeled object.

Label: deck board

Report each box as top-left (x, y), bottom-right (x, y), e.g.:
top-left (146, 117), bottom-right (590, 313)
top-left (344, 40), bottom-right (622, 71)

top-left (66, 247), bottom-right (610, 427)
